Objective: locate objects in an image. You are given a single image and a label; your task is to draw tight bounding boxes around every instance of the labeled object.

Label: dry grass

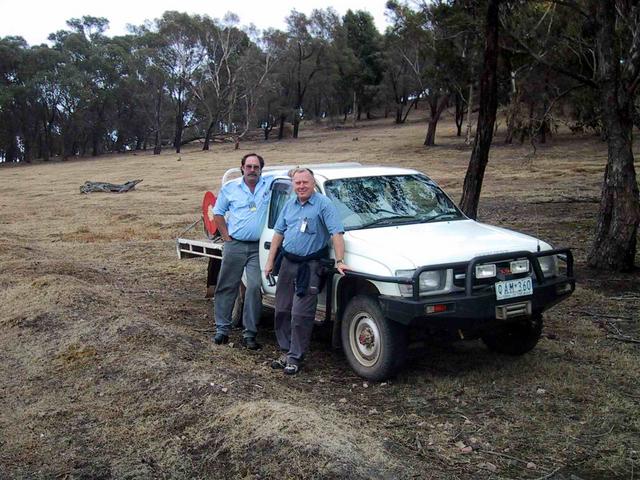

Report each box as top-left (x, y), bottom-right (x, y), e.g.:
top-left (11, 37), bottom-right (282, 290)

top-left (0, 109), bottom-right (638, 479)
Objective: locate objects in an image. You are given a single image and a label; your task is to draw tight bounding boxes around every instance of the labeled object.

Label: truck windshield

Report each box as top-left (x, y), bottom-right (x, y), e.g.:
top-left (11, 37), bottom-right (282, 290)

top-left (324, 174), bottom-right (463, 230)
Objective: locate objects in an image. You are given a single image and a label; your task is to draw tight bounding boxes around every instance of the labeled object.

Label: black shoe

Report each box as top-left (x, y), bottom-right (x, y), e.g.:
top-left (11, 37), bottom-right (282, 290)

top-left (213, 333), bottom-right (229, 345)
top-left (271, 355), bottom-right (287, 369)
top-left (242, 337), bottom-right (261, 350)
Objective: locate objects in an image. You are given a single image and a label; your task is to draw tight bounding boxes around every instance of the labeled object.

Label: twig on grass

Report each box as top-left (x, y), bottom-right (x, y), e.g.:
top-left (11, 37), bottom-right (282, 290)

top-left (531, 466), bottom-right (563, 480)
top-left (608, 335), bottom-right (640, 344)
top-left (480, 449), bottom-right (530, 465)
top-left (482, 450), bottom-right (561, 480)
top-left (530, 196), bottom-right (598, 204)
top-left (577, 310), bottom-right (634, 321)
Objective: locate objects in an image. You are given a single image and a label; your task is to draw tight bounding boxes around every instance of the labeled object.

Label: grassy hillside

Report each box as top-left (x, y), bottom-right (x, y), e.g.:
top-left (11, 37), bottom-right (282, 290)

top-left (0, 113), bottom-right (638, 479)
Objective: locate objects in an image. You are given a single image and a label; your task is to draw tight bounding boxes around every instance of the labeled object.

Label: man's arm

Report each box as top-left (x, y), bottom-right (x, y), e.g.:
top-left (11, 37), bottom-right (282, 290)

top-left (212, 186), bottom-right (231, 241)
top-left (331, 233), bottom-right (351, 275)
top-left (214, 215), bottom-right (232, 242)
top-left (264, 232), bottom-right (284, 277)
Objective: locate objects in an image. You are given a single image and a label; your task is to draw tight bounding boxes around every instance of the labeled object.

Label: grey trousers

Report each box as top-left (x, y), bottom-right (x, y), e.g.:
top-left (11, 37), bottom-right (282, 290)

top-left (274, 257), bottom-right (321, 366)
top-left (214, 239), bottom-right (261, 338)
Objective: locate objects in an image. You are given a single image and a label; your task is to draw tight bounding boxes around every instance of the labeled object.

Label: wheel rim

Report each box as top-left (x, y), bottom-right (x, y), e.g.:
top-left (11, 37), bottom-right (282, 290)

top-left (349, 311), bottom-right (381, 367)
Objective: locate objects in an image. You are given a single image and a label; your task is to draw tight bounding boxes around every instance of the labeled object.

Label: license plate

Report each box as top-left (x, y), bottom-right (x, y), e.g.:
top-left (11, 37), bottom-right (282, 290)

top-left (495, 277), bottom-right (533, 300)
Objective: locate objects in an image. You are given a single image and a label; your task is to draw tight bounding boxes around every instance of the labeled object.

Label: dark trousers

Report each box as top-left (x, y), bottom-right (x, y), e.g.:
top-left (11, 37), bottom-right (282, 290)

top-left (274, 257), bottom-right (321, 365)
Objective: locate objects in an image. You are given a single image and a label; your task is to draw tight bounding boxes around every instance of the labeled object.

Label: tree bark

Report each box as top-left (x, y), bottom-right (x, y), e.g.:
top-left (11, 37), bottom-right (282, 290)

top-left (455, 93), bottom-right (464, 136)
top-left (292, 114), bottom-right (300, 139)
top-left (464, 82), bottom-right (474, 145)
top-left (203, 120), bottom-right (215, 151)
top-left (153, 87), bottom-right (163, 155)
top-left (424, 95), bottom-right (450, 146)
top-left (459, 0), bottom-right (500, 219)
top-left (278, 114), bottom-right (286, 140)
top-left (587, 0), bottom-right (640, 271)
top-left (174, 111), bottom-right (183, 154)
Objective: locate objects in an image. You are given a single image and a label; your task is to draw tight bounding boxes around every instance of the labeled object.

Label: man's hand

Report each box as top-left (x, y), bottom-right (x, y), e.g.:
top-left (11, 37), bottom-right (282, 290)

top-left (336, 261), bottom-right (351, 276)
top-left (264, 259), bottom-right (274, 277)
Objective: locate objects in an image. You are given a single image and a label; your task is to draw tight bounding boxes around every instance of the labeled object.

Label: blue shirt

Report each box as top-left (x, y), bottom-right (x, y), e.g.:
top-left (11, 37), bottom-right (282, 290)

top-left (213, 175), bottom-right (274, 241)
top-left (274, 192), bottom-right (344, 256)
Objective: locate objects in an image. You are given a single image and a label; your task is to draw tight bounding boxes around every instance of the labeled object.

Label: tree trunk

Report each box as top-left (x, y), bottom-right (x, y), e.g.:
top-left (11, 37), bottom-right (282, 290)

top-left (587, 0), bottom-right (640, 271)
top-left (465, 82), bottom-right (474, 145)
top-left (153, 129), bottom-right (162, 155)
top-left (504, 70), bottom-right (518, 144)
top-left (352, 91), bottom-right (357, 128)
top-left (459, 0), bottom-right (500, 219)
top-left (293, 114), bottom-right (300, 139)
top-left (424, 95), bottom-right (450, 146)
top-left (203, 120), bottom-right (215, 151)
top-left (455, 93), bottom-right (464, 136)
top-left (174, 111), bottom-right (183, 154)
top-left (278, 114), bottom-right (286, 140)
top-left (395, 106), bottom-right (403, 124)
top-left (153, 87), bottom-right (162, 155)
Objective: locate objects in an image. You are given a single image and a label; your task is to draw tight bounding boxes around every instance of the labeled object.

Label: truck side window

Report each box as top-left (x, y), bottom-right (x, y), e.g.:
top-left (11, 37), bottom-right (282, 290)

top-left (268, 180), bottom-right (292, 229)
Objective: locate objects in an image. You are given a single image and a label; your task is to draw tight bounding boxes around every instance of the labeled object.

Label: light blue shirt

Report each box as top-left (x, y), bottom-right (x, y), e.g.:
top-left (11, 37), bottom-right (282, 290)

top-left (274, 192), bottom-right (344, 256)
top-left (213, 175), bottom-right (274, 241)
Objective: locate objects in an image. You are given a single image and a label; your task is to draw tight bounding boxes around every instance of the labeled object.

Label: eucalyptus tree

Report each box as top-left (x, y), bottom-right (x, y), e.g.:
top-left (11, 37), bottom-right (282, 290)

top-left (459, 0), bottom-right (500, 218)
top-left (385, 1), bottom-right (453, 146)
top-left (343, 10), bottom-right (385, 120)
top-left (0, 36), bottom-right (29, 162)
top-left (152, 12), bottom-right (205, 153)
top-left (504, 0), bottom-right (640, 271)
top-left (381, 29), bottom-right (416, 124)
top-left (48, 16), bottom-right (118, 157)
top-left (280, 10), bottom-right (333, 138)
top-left (253, 29), bottom-right (289, 139)
top-left (428, 0), bottom-right (483, 138)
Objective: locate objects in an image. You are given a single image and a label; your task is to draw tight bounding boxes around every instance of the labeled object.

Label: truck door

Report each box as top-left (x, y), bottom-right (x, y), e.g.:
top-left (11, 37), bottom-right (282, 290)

top-left (259, 177), bottom-right (292, 295)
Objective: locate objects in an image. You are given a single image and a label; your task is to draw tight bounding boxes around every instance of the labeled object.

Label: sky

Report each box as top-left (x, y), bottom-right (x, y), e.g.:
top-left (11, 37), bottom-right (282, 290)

top-left (0, 0), bottom-right (392, 46)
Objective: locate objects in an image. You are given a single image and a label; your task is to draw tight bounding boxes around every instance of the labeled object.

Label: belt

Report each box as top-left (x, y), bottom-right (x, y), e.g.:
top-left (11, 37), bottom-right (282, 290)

top-left (230, 237), bottom-right (259, 244)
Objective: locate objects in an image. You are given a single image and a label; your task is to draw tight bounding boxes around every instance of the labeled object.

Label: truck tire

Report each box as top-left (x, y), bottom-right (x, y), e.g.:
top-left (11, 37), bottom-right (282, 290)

top-left (341, 295), bottom-right (407, 381)
top-left (482, 314), bottom-right (543, 355)
top-left (231, 283), bottom-right (245, 328)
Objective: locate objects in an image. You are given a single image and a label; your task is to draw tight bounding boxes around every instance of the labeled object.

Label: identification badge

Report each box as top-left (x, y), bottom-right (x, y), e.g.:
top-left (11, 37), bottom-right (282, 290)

top-left (300, 218), bottom-right (308, 232)
top-left (249, 201), bottom-right (257, 212)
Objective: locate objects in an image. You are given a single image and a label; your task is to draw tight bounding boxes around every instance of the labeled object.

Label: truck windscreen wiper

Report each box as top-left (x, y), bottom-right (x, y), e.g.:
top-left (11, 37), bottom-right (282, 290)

top-left (419, 212), bottom-right (460, 223)
top-left (359, 215), bottom-right (418, 229)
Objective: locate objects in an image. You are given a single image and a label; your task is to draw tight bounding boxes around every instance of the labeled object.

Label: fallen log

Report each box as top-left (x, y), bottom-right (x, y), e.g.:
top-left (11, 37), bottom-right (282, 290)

top-left (80, 179), bottom-right (143, 194)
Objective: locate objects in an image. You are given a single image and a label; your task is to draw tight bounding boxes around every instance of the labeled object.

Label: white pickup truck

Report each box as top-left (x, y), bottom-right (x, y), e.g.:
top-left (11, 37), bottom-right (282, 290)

top-left (177, 162), bottom-right (575, 381)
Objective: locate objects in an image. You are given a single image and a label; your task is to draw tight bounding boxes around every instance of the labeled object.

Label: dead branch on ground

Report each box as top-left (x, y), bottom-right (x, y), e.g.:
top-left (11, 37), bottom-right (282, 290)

top-left (80, 179), bottom-right (143, 194)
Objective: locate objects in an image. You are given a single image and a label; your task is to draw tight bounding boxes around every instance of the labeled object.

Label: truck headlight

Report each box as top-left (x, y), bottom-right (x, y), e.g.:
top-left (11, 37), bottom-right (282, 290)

top-left (538, 255), bottom-right (558, 278)
top-left (475, 264), bottom-right (496, 279)
top-left (396, 269), bottom-right (446, 296)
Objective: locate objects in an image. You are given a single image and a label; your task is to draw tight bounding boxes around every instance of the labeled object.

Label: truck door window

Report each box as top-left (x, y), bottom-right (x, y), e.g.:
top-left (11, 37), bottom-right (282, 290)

top-left (268, 180), bottom-right (293, 229)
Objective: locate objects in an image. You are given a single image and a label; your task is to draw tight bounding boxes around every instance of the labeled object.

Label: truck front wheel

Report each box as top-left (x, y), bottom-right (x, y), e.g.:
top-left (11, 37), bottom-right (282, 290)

top-left (341, 295), bottom-right (407, 381)
top-left (482, 314), bottom-right (543, 355)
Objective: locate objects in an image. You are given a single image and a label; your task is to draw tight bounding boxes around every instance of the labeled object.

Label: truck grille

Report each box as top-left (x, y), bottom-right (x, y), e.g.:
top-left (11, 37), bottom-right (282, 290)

top-left (453, 260), bottom-right (530, 290)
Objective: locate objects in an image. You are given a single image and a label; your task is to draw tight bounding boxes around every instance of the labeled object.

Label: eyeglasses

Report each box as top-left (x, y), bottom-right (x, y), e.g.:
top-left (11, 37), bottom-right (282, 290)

top-left (244, 165), bottom-right (261, 170)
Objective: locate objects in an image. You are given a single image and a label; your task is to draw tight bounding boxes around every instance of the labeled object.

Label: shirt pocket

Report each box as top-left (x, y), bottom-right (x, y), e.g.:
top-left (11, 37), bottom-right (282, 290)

top-left (300, 216), bottom-right (319, 234)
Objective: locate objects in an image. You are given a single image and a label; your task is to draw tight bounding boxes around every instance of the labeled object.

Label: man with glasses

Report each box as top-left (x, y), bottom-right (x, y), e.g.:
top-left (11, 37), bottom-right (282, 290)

top-left (212, 153), bottom-right (273, 349)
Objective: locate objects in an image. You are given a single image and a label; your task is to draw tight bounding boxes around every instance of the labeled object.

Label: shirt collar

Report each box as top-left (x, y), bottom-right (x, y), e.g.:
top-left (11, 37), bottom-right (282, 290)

top-left (241, 176), bottom-right (263, 192)
top-left (295, 192), bottom-right (316, 206)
